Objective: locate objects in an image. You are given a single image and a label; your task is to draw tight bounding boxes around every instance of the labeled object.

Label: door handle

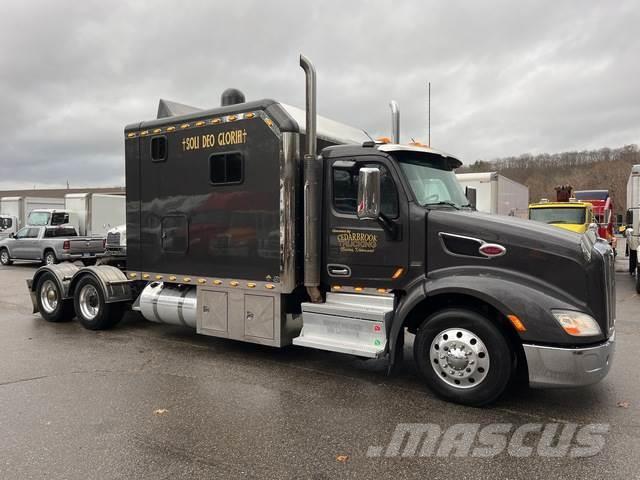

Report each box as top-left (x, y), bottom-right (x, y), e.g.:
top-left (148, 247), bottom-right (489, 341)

top-left (328, 264), bottom-right (351, 277)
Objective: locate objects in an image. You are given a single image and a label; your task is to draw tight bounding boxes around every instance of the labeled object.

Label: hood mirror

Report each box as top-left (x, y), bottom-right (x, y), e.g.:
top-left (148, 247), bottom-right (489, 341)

top-left (357, 167), bottom-right (381, 220)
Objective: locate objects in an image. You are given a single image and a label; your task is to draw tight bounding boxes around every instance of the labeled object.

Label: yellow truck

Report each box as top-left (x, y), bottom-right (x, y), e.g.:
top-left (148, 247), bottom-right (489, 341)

top-left (528, 200), bottom-right (594, 233)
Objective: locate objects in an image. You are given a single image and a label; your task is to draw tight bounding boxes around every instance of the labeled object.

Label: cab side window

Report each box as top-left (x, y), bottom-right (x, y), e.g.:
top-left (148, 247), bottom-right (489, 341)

top-left (15, 228), bottom-right (29, 239)
top-left (333, 163), bottom-right (399, 218)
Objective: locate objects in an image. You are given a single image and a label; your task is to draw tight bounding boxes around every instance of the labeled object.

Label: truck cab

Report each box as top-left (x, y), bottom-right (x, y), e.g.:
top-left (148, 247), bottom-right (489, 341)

top-left (528, 200), bottom-right (594, 233)
top-left (0, 215), bottom-right (18, 239)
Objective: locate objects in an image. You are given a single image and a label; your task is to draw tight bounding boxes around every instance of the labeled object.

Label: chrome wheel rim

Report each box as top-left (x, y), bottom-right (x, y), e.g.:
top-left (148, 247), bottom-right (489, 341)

top-left (45, 254), bottom-right (55, 265)
top-left (40, 279), bottom-right (58, 313)
top-left (78, 284), bottom-right (100, 320)
top-left (430, 328), bottom-right (490, 389)
top-left (1, 251), bottom-right (8, 263)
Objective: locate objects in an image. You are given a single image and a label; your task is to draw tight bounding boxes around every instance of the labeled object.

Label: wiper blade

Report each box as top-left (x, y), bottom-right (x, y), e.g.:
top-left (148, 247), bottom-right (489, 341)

top-left (424, 201), bottom-right (460, 210)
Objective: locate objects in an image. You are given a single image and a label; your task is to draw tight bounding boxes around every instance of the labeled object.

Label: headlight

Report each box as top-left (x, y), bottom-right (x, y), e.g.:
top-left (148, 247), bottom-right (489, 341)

top-left (552, 310), bottom-right (602, 337)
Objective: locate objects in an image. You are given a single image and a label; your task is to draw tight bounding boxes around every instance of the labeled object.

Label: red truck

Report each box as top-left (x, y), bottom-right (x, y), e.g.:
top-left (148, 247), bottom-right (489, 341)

top-left (574, 189), bottom-right (616, 252)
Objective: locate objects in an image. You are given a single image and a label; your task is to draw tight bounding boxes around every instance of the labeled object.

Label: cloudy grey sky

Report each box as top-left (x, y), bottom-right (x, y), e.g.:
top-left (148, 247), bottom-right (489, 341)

top-left (0, 0), bottom-right (638, 189)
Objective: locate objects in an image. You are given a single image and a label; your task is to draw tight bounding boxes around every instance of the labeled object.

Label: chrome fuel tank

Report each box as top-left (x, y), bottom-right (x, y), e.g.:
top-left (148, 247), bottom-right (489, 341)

top-left (139, 282), bottom-right (197, 328)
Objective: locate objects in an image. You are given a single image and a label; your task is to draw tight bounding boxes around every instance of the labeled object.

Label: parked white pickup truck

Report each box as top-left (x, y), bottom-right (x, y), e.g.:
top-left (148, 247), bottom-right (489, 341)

top-left (0, 225), bottom-right (105, 266)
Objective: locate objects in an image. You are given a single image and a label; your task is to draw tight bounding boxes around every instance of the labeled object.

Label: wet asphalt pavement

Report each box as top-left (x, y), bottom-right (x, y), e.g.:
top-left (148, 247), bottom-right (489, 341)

top-left (0, 252), bottom-right (638, 479)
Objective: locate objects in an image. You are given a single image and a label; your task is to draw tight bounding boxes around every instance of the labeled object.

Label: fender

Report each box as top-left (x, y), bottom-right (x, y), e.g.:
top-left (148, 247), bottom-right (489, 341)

top-left (388, 273), bottom-right (601, 370)
top-left (68, 265), bottom-right (133, 304)
top-left (28, 262), bottom-right (82, 313)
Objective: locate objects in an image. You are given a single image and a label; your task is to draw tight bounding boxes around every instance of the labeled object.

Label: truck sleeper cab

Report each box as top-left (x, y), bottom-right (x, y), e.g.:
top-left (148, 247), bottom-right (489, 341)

top-left (27, 56), bottom-right (615, 406)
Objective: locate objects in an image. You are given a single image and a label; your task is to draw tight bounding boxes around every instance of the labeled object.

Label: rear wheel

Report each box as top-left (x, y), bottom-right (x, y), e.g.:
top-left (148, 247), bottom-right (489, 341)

top-left (36, 272), bottom-right (74, 322)
top-left (413, 308), bottom-right (513, 406)
top-left (73, 275), bottom-right (124, 330)
top-left (43, 250), bottom-right (57, 266)
top-left (0, 248), bottom-right (12, 266)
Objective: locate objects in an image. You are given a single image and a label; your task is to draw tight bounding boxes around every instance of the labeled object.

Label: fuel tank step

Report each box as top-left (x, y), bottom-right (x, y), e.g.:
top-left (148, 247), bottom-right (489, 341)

top-left (292, 293), bottom-right (394, 358)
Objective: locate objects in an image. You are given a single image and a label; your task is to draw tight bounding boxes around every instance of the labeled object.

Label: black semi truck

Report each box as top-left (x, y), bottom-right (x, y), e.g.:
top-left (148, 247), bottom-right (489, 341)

top-left (27, 56), bottom-right (615, 406)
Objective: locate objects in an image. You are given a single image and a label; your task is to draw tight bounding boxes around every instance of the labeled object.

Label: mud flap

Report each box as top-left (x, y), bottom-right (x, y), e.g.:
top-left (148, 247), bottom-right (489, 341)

top-left (26, 279), bottom-right (38, 314)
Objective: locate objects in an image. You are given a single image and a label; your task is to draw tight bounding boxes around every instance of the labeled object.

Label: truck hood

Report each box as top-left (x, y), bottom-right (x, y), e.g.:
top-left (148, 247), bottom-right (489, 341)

top-left (427, 209), bottom-right (595, 305)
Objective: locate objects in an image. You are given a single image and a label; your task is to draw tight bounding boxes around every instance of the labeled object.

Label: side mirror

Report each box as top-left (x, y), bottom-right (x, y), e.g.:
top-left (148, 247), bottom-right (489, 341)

top-left (465, 186), bottom-right (477, 210)
top-left (9, 233), bottom-right (16, 239)
top-left (588, 222), bottom-right (599, 234)
top-left (357, 167), bottom-right (381, 220)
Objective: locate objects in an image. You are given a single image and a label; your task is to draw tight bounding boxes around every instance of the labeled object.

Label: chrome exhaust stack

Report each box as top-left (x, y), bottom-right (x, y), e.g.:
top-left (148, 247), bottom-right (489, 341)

top-left (300, 54), bottom-right (322, 303)
top-left (389, 100), bottom-right (400, 143)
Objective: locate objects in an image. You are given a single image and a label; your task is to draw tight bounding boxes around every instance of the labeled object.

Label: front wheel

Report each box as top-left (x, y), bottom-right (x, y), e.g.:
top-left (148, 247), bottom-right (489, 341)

top-left (73, 275), bottom-right (124, 330)
top-left (413, 308), bottom-right (513, 406)
top-left (0, 248), bottom-right (12, 266)
top-left (36, 272), bottom-right (74, 322)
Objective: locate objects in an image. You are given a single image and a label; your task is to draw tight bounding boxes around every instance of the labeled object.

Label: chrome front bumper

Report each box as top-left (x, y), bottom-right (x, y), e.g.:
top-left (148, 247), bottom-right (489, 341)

top-left (524, 332), bottom-right (615, 388)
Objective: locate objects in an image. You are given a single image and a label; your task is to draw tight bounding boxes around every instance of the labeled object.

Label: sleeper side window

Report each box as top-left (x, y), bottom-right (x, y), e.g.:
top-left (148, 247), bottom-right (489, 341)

top-left (209, 152), bottom-right (243, 185)
top-left (333, 163), bottom-right (399, 218)
top-left (151, 136), bottom-right (167, 162)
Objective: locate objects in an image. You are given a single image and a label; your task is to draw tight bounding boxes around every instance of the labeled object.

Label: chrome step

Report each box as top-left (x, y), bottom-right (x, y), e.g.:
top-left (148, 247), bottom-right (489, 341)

top-left (292, 293), bottom-right (394, 358)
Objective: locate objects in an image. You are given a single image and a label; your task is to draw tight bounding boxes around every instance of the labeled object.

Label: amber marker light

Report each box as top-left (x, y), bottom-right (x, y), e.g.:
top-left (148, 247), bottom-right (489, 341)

top-left (265, 284), bottom-right (275, 290)
top-left (354, 287), bottom-right (364, 292)
top-left (155, 275), bottom-right (163, 280)
top-left (332, 285), bottom-right (342, 291)
top-left (128, 273), bottom-right (137, 278)
top-left (391, 267), bottom-right (404, 279)
top-left (197, 279), bottom-right (206, 284)
top-left (230, 281), bottom-right (239, 287)
top-left (169, 275), bottom-right (177, 281)
top-left (213, 279), bottom-right (222, 285)
top-left (507, 315), bottom-right (527, 333)
top-left (142, 274), bottom-right (149, 279)
top-left (245, 112), bottom-right (255, 119)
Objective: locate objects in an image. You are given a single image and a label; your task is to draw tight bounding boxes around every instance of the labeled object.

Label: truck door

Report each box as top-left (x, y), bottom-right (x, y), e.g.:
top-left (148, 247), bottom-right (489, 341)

top-left (322, 156), bottom-right (408, 289)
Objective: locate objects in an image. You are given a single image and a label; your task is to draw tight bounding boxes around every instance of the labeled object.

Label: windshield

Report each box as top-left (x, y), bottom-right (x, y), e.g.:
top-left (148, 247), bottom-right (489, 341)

top-left (28, 211), bottom-right (51, 226)
top-left (529, 207), bottom-right (586, 225)
top-left (398, 157), bottom-right (468, 208)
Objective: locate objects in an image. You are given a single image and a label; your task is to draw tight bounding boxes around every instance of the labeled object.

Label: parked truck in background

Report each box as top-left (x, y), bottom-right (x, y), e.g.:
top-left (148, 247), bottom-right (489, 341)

top-left (0, 215), bottom-right (18, 239)
top-left (0, 225), bottom-right (105, 266)
top-left (529, 200), bottom-right (595, 234)
top-left (574, 189), bottom-right (616, 253)
top-left (625, 164), bottom-right (640, 291)
top-left (64, 193), bottom-right (126, 236)
top-left (0, 196), bottom-right (65, 229)
top-left (455, 172), bottom-right (529, 217)
top-left (104, 224), bottom-right (127, 267)
top-left (26, 55), bottom-right (615, 406)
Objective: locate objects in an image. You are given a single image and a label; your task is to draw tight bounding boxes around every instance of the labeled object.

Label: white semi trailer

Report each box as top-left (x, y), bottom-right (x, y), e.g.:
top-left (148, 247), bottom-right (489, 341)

top-left (625, 164), bottom-right (640, 291)
top-left (0, 196), bottom-right (66, 229)
top-left (456, 172), bottom-right (529, 217)
top-left (64, 193), bottom-right (126, 237)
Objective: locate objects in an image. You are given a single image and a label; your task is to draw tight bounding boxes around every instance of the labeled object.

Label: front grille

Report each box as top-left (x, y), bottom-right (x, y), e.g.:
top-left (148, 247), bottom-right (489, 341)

top-left (106, 232), bottom-right (120, 246)
top-left (602, 247), bottom-right (616, 335)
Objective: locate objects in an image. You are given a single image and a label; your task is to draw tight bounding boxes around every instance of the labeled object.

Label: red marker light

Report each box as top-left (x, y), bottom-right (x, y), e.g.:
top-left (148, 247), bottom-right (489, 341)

top-left (374, 325), bottom-right (382, 332)
top-left (479, 243), bottom-right (506, 257)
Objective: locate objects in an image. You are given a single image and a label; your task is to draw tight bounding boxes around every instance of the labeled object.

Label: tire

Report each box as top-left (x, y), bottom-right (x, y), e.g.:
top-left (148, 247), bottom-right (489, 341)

top-left (630, 250), bottom-right (637, 275)
top-left (73, 275), bottom-right (124, 330)
top-left (35, 272), bottom-right (74, 322)
top-left (413, 308), bottom-right (513, 406)
top-left (0, 248), bottom-right (12, 266)
top-left (43, 250), bottom-right (57, 266)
